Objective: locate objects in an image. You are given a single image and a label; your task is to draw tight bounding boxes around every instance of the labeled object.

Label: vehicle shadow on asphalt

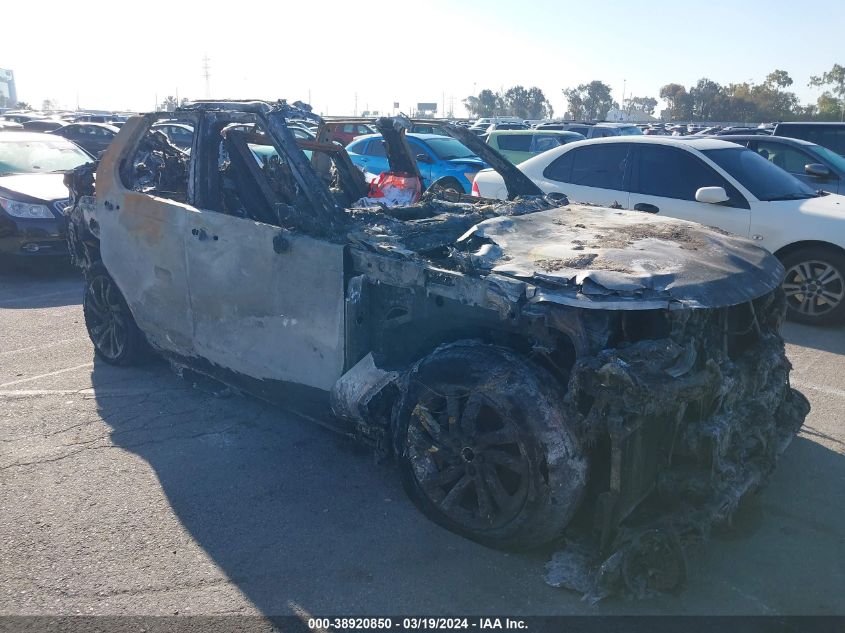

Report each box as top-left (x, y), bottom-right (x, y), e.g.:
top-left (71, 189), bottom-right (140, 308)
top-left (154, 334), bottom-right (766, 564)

top-left (0, 259), bottom-right (82, 309)
top-left (782, 321), bottom-right (845, 355)
top-left (87, 357), bottom-right (845, 616)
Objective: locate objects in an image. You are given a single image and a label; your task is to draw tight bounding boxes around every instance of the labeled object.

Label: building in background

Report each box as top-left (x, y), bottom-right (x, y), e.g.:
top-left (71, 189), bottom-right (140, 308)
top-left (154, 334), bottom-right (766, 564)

top-left (416, 102), bottom-right (437, 118)
top-left (0, 68), bottom-right (17, 109)
top-left (605, 107), bottom-right (657, 123)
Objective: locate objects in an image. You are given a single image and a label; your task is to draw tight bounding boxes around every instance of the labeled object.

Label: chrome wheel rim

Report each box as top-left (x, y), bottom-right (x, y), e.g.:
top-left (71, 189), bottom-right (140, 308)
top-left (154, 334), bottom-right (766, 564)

top-left (85, 275), bottom-right (127, 360)
top-left (406, 391), bottom-right (530, 531)
top-left (783, 260), bottom-right (845, 318)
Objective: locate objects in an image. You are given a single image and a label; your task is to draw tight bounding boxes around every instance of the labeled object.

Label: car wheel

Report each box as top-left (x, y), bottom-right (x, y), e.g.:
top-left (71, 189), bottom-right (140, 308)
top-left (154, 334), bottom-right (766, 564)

top-left (393, 342), bottom-right (587, 550)
top-left (428, 177), bottom-right (464, 197)
top-left (780, 247), bottom-right (845, 326)
top-left (83, 262), bottom-right (148, 365)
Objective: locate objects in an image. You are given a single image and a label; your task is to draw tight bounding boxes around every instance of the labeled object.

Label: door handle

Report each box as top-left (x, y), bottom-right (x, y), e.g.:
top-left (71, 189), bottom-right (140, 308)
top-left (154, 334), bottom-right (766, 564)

top-left (634, 203), bottom-right (660, 214)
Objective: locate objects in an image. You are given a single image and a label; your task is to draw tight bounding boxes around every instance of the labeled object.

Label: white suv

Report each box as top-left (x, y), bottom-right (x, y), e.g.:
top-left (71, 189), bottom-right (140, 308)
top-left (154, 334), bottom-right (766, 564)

top-left (473, 136), bottom-right (845, 325)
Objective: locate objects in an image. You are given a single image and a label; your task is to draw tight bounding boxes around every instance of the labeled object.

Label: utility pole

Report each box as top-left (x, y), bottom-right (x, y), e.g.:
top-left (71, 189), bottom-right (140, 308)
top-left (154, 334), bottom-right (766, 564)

top-left (354, 92), bottom-right (358, 117)
top-left (202, 55), bottom-right (211, 99)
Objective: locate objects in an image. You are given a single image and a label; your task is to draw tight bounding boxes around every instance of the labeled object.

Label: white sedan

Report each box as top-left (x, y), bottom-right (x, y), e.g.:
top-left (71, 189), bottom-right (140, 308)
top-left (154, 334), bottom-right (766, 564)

top-left (472, 136), bottom-right (845, 325)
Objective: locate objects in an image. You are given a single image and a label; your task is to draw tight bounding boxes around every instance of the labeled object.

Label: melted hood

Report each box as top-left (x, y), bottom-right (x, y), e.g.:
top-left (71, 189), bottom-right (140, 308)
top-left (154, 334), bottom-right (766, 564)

top-left (457, 204), bottom-right (784, 309)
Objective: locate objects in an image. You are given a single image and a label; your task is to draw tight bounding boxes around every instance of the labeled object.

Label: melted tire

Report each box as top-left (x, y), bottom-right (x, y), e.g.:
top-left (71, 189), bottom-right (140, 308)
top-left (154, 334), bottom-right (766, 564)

top-left (393, 341), bottom-right (587, 550)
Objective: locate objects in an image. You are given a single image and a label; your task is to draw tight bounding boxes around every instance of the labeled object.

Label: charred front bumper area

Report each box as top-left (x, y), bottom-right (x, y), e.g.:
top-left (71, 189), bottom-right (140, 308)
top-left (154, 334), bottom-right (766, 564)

top-left (548, 289), bottom-right (810, 600)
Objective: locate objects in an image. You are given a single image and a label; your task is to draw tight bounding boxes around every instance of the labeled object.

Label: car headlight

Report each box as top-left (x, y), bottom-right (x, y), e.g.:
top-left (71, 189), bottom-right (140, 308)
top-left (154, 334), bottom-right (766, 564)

top-left (0, 197), bottom-right (55, 219)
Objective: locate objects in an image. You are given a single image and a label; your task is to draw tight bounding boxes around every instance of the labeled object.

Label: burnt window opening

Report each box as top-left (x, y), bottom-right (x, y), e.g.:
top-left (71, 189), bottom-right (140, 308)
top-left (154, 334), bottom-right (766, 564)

top-left (202, 118), bottom-right (368, 229)
top-left (214, 123), bottom-right (297, 225)
top-left (121, 123), bottom-right (192, 203)
top-left (302, 141), bottom-right (368, 208)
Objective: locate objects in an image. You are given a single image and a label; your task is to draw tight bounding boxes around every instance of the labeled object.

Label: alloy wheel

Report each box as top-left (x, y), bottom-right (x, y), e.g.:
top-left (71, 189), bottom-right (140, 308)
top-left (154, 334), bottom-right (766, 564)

top-left (783, 259), bottom-right (845, 318)
top-left (406, 391), bottom-right (530, 531)
top-left (85, 275), bottom-right (128, 361)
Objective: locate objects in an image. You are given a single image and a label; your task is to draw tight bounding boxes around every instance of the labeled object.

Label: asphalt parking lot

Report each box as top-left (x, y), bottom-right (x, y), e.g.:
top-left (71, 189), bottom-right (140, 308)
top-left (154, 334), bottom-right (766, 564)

top-left (1, 264), bottom-right (843, 617)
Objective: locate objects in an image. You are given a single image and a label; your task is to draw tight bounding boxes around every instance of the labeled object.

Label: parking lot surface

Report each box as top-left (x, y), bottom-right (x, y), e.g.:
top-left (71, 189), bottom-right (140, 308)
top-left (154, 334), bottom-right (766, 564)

top-left (1, 265), bottom-right (843, 616)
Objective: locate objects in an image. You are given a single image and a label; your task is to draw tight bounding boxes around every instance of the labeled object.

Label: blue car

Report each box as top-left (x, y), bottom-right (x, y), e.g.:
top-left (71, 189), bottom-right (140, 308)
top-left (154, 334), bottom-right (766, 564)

top-left (346, 133), bottom-right (487, 193)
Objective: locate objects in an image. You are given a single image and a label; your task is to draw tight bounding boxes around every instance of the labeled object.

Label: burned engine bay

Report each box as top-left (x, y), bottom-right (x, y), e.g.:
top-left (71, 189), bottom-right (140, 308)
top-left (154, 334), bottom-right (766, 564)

top-left (66, 101), bottom-right (810, 602)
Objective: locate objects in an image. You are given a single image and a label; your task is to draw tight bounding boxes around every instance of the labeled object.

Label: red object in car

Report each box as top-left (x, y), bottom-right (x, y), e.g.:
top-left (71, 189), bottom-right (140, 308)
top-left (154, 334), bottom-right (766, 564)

top-left (471, 178), bottom-right (480, 197)
top-left (368, 172), bottom-right (422, 205)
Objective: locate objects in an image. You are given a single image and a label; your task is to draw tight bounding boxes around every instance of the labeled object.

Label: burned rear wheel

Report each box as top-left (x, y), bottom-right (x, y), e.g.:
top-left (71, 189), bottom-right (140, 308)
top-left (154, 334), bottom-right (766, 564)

top-left (83, 262), bottom-right (147, 365)
top-left (394, 342), bottom-right (587, 549)
top-left (781, 247), bottom-right (845, 326)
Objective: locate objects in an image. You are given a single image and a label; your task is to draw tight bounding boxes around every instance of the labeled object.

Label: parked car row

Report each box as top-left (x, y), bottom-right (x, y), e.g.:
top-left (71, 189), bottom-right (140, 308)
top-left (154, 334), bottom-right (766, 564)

top-left (4, 103), bottom-right (845, 328)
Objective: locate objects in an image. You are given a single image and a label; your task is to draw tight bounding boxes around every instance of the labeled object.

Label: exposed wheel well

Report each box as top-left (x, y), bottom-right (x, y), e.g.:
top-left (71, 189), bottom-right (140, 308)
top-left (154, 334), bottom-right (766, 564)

top-left (382, 322), bottom-right (578, 389)
top-left (774, 240), bottom-right (845, 261)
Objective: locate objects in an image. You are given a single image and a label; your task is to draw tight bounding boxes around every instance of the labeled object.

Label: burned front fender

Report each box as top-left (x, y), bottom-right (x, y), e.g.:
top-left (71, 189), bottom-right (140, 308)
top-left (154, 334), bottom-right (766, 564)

top-left (546, 289), bottom-right (810, 601)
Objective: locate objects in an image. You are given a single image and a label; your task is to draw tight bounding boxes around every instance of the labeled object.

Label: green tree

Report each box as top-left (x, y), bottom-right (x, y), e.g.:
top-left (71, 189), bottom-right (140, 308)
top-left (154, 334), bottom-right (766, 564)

top-left (815, 92), bottom-right (843, 120)
top-left (500, 85), bottom-right (553, 119)
top-left (809, 64), bottom-right (845, 120)
top-left (624, 96), bottom-right (658, 115)
top-left (159, 96), bottom-right (189, 112)
top-left (765, 69), bottom-right (794, 89)
top-left (751, 82), bottom-right (799, 120)
top-left (15, 101), bottom-right (31, 110)
top-left (503, 85), bottom-right (530, 118)
top-left (526, 86), bottom-right (553, 119)
top-left (562, 89), bottom-right (585, 119)
top-left (463, 89), bottom-right (503, 118)
top-left (689, 78), bottom-right (724, 120)
top-left (659, 83), bottom-right (692, 121)
top-left (562, 81), bottom-right (614, 120)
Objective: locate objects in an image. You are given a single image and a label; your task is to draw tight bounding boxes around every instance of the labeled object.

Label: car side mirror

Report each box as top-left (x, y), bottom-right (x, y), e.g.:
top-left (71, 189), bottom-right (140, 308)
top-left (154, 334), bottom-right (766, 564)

top-left (805, 163), bottom-right (831, 178)
top-left (695, 186), bottom-right (730, 204)
top-left (416, 153), bottom-right (433, 164)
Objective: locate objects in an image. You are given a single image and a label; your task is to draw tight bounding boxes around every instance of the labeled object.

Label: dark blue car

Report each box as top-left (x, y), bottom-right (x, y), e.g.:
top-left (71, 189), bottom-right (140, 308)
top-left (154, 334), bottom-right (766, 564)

top-left (346, 133), bottom-right (486, 193)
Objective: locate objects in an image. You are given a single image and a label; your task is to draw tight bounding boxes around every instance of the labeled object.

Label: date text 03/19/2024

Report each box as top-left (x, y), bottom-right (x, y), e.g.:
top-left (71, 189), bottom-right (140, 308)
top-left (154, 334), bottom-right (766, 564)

top-left (307, 618), bottom-right (528, 630)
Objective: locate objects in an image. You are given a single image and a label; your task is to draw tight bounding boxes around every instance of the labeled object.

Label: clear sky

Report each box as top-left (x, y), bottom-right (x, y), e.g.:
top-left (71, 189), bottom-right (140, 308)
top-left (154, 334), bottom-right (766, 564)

top-left (2, 0), bottom-right (843, 117)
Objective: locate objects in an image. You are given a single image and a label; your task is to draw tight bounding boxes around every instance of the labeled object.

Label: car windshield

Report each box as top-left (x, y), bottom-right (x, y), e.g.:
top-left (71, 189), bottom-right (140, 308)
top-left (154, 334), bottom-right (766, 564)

top-left (424, 137), bottom-right (476, 160)
top-left (620, 126), bottom-right (644, 136)
top-left (809, 144), bottom-right (845, 173)
top-left (701, 147), bottom-right (818, 201)
top-left (0, 138), bottom-right (92, 175)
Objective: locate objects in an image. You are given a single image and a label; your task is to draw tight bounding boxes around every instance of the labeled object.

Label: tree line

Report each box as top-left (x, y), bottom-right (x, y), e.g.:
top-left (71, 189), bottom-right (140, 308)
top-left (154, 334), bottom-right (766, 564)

top-left (463, 86), bottom-right (554, 120)
top-left (465, 64), bottom-right (845, 123)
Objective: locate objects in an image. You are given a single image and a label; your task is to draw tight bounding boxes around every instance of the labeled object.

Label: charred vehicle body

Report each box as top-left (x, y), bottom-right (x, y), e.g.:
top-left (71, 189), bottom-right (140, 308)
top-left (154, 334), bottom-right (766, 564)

top-left (66, 100), bottom-right (809, 600)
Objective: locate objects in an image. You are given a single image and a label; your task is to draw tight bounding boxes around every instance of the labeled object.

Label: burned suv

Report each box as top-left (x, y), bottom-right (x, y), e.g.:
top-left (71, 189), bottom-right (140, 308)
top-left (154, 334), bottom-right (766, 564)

top-left (66, 100), bottom-right (808, 600)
